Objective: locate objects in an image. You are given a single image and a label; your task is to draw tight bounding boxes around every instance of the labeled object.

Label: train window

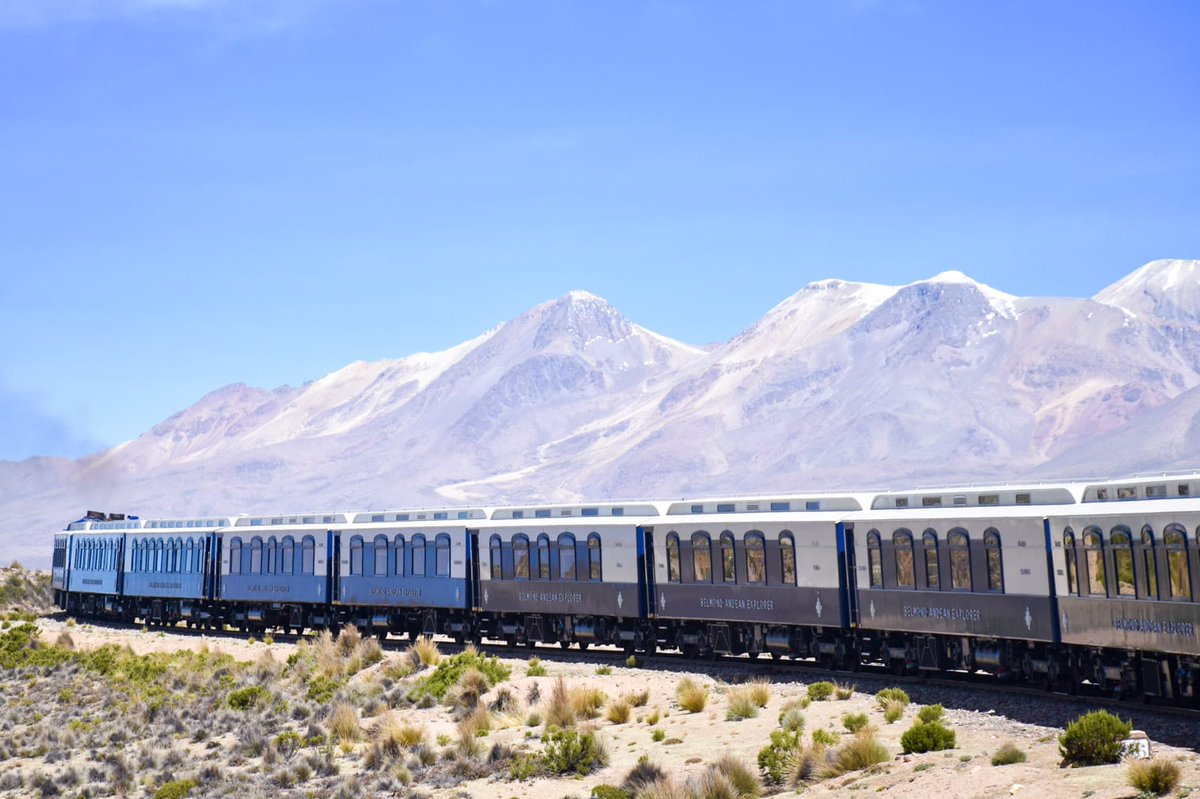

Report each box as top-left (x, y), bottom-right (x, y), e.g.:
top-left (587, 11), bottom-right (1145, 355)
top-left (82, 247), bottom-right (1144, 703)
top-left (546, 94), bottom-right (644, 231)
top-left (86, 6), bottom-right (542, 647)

top-left (490, 536), bottom-right (502, 579)
top-left (717, 532), bottom-right (733, 583)
top-left (922, 497), bottom-right (942, 507)
top-left (266, 536), bottom-right (277, 575)
top-left (436, 534), bottom-right (451, 576)
top-left (1166, 525), bottom-right (1191, 599)
top-left (1063, 529), bottom-right (1078, 594)
top-left (513, 535), bottom-right (530, 579)
top-left (894, 529), bottom-right (915, 588)
top-left (771, 501), bottom-right (790, 512)
top-left (978, 494), bottom-right (999, 505)
top-left (434, 512), bottom-right (448, 521)
top-left (349, 536), bottom-right (363, 576)
top-left (984, 529), bottom-right (1003, 592)
top-left (247, 537), bottom-right (261, 574)
top-left (582, 508), bottom-right (599, 517)
top-left (535, 510), bottom-right (551, 519)
top-left (229, 538), bottom-right (242, 575)
top-left (183, 539), bottom-right (193, 573)
top-left (666, 533), bottom-right (681, 582)
top-left (1015, 493), bottom-right (1031, 504)
top-left (1110, 527), bottom-right (1134, 596)
top-left (371, 514), bottom-right (384, 523)
top-left (558, 533), bottom-right (576, 580)
top-left (611, 507), bottom-right (625, 516)
top-left (537, 534), bottom-right (551, 579)
top-left (691, 505), bottom-right (704, 514)
top-left (1141, 527), bottom-right (1157, 599)
top-left (780, 532), bottom-right (796, 586)
top-left (374, 535), bottom-right (389, 576)
top-left (1117, 487), bottom-right (1137, 500)
top-left (867, 531), bottom-right (882, 588)
top-left (1179, 484), bottom-right (1191, 497)
top-left (744, 527), bottom-right (763, 578)
top-left (302, 536), bottom-right (315, 575)
top-left (717, 503), bottom-right (735, 514)
top-left (894, 498), bottom-right (908, 508)
top-left (948, 529), bottom-right (971, 590)
top-left (588, 534), bottom-right (602, 581)
top-left (1146, 484), bottom-right (1167, 498)
top-left (1083, 528), bottom-right (1106, 595)
top-left (512, 511), bottom-right (525, 519)
top-left (281, 536), bottom-right (294, 575)
top-left (692, 532), bottom-right (712, 582)
top-left (922, 530), bottom-right (939, 589)
top-left (412, 535), bottom-right (427, 577)
top-left (392, 536), bottom-right (405, 576)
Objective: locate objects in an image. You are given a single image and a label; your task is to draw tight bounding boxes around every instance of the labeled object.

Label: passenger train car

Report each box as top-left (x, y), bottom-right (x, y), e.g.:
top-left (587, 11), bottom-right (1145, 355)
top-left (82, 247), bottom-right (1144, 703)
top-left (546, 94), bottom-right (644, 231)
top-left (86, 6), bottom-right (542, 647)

top-left (50, 473), bottom-right (1200, 705)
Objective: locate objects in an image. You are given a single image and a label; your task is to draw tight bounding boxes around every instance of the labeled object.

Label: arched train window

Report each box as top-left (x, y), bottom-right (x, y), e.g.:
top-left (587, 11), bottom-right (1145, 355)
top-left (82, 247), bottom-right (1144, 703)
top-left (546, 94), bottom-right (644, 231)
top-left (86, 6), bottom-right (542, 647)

top-left (984, 528), bottom-right (1003, 592)
top-left (922, 530), bottom-right (939, 590)
top-left (1083, 527), bottom-right (1106, 595)
top-left (666, 533), bottom-right (680, 583)
top-left (349, 535), bottom-right (363, 576)
top-left (302, 535), bottom-right (315, 575)
top-left (948, 529), bottom-right (971, 590)
top-left (867, 530), bottom-right (882, 588)
top-left (745, 532), bottom-right (766, 584)
top-left (1141, 526), bottom-right (1157, 599)
top-left (692, 532), bottom-right (712, 583)
top-left (780, 532), bottom-right (796, 586)
top-left (558, 533), bottom-right (576, 580)
top-left (374, 535), bottom-right (389, 576)
top-left (249, 537), bottom-right (262, 574)
top-left (436, 534), bottom-right (450, 576)
top-left (393, 535), bottom-right (405, 576)
top-left (1110, 526), bottom-right (1134, 597)
top-left (266, 536), bottom-right (277, 575)
top-left (588, 533), bottom-right (602, 581)
top-left (411, 534), bottom-right (426, 577)
top-left (513, 535), bottom-right (530, 579)
top-left (1063, 529), bottom-right (1078, 595)
top-left (720, 532), bottom-right (735, 583)
top-left (1167, 525), bottom-right (1191, 599)
top-left (894, 529), bottom-right (915, 588)
top-left (281, 536), bottom-right (294, 575)
top-left (537, 534), bottom-right (551, 580)
top-left (489, 535), bottom-right (502, 580)
top-left (229, 537), bottom-right (242, 575)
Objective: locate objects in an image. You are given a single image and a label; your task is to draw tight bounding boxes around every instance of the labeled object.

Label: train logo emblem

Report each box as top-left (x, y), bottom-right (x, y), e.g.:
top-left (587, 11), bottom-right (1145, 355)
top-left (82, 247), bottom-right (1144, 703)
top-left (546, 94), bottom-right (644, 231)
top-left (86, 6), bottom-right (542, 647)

top-left (617, 591), bottom-right (624, 610)
top-left (815, 595), bottom-right (823, 618)
top-left (869, 600), bottom-right (876, 620)
top-left (1024, 606), bottom-right (1032, 630)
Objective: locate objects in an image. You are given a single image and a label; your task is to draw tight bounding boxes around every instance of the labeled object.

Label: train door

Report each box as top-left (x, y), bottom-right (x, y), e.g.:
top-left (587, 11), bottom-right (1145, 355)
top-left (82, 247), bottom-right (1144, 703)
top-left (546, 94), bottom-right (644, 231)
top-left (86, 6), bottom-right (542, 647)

top-left (327, 530), bottom-right (340, 605)
top-left (115, 535), bottom-right (127, 597)
top-left (467, 530), bottom-right (480, 609)
top-left (638, 527), bottom-right (656, 617)
top-left (838, 523), bottom-right (859, 627)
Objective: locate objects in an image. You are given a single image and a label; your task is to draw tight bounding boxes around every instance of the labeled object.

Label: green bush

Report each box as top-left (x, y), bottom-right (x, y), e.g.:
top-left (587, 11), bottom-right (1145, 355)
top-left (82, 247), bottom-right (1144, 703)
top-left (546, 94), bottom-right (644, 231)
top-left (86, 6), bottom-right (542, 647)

top-left (1058, 710), bottom-right (1131, 767)
top-left (757, 729), bottom-right (803, 784)
top-left (1127, 758), bottom-right (1181, 796)
top-left (152, 779), bottom-right (198, 799)
top-left (410, 648), bottom-right (511, 702)
top-left (900, 721), bottom-right (956, 754)
top-left (228, 685), bottom-right (269, 711)
top-left (875, 687), bottom-right (910, 708)
top-left (508, 752), bottom-right (539, 781)
top-left (778, 704), bottom-right (805, 733)
top-left (806, 682), bottom-right (834, 701)
top-left (812, 729), bottom-right (840, 747)
top-left (882, 701), bottom-right (905, 724)
top-left (542, 727), bottom-right (608, 775)
top-left (917, 704), bottom-right (944, 724)
top-left (591, 785), bottom-right (631, 799)
top-left (305, 674), bottom-right (343, 704)
top-left (526, 657), bottom-right (547, 677)
top-left (990, 742), bottom-right (1026, 766)
top-left (842, 712), bottom-right (869, 733)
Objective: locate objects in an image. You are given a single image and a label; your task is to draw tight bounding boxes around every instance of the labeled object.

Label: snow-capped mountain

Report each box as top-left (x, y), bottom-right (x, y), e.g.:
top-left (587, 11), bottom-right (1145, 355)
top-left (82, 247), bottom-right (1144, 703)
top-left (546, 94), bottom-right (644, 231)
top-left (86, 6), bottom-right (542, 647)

top-left (3, 260), bottom-right (1199, 566)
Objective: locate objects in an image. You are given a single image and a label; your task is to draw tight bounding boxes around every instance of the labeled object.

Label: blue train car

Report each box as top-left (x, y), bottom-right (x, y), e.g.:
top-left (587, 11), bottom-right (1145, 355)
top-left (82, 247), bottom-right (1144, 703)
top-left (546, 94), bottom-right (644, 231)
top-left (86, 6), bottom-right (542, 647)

top-left (334, 508), bottom-right (484, 638)
top-left (122, 517), bottom-right (228, 625)
top-left (217, 513), bottom-right (341, 631)
top-left (60, 517), bottom-right (139, 617)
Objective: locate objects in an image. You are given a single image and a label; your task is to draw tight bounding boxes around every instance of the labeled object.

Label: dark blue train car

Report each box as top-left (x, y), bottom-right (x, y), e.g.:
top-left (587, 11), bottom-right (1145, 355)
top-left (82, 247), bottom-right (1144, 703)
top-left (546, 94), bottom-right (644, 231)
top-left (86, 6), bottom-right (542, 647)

top-left (333, 508), bottom-right (484, 639)
top-left (122, 517), bottom-right (227, 626)
top-left (61, 517), bottom-right (137, 617)
top-left (476, 503), bottom-right (659, 652)
top-left (218, 513), bottom-right (342, 632)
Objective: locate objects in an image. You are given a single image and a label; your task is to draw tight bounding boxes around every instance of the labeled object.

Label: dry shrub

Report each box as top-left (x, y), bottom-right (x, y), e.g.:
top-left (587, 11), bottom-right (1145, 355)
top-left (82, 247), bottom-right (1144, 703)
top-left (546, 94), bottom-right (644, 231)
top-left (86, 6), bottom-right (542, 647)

top-left (675, 678), bottom-right (708, 713)
top-left (786, 744), bottom-right (827, 786)
top-left (834, 682), bottom-right (855, 700)
top-left (55, 631), bottom-right (75, 650)
top-left (336, 625), bottom-right (362, 656)
top-left (371, 711), bottom-right (426, 759)
top-left (725, 687), bottom-right (758, 721)
top-left (607, 699), bottom-right (632, 724)
top-left (456, 707), bottom-right (490, 757)
top-left (410, 636), bottom-right (441, 668)
top-left (745, 678), bottom-right (771, 708)
top-left (624, 688), bottom-right (651, 707)
top-left (327, 701), bottom-right (361, 745)
top-left (1127, 758), bottom-right (1181, 796)
top-left (821, 730), bottom-right (888, 777)
top-left (449, 667), bottom-right (492, 713)
top-left (314, 630), bottom-right (341, 677)
top-left (356, 637), bottom-right (383, 669)
top-left (544, 676), bottom-right (576, 728)
top-left (570, 686), bottom-right (608, 720)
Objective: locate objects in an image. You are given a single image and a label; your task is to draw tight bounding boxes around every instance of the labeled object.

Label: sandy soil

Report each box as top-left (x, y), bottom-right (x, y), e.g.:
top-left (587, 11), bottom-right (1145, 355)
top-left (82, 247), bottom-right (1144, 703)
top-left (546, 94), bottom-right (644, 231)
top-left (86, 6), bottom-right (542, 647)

top-left (30, 618), bottom-right (1200, 799)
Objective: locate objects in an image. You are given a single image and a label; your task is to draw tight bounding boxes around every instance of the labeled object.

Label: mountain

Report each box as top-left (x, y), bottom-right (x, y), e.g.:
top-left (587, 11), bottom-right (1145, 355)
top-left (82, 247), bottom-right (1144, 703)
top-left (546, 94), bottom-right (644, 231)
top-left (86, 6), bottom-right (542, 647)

top-left (4, 261), bottom-right (1200, 567)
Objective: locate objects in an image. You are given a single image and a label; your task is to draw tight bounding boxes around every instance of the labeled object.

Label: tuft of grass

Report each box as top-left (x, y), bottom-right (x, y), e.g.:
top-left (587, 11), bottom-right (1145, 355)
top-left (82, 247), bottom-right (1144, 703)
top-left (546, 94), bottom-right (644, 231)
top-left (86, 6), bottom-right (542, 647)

top-left (811, 729), bottom-right (840, 747)
top-left (842, 713), bottom-right (869, 733)
top-left (711, 754), bottom-right (762, 798)
top-left (228, 685), bottom-right (269, 711)
top-left (1127, 758), bottom-right (1181, 796)
top-left (917, 704), bottom-right (945, 724)
top-left (571, 686), bottom-right (608, 720)
top-left (1058, 710), bottom-right (1131, 767)
top-left (990, 742), bottom-right (1026, 766)
top-left (806, 682), bottom-right (834, 701)
top-left (152, 779), bottom-right (198, 799)
top-left (625, 655), bottom-right (639, 668)
top-left (834, 682), bottom-right (855, 700)
top-left (545, 676), bottom-right (577, 728)
top-left (410, 636), bottom-right (442, 668)
top-left (757, 729), bottom-right (803, 784)
top-left (875, 687), bottom-right (910, 708)
top-left (596, 665), bottom-right (614, 676)
top-left (746, 678), bottom-right (771, 708)
top-left (821, 730), bottom-right (888, 777)
top-left (448, 666), bottom-right (492, 713)
top-left (882, 700), bottom-right (905, 724)
top-left (725, 687), bottom-right (759, 721)
top-left (676, 678), bottom-right (709, 713)
top-left (542, 726), bottom-right (609, 775)
top-left (327, 701), bottom-right (361, 746)
top-left (645, 706), bottom-right (662, 725)
top-left (624, 688), bottom-right (651, 708)
top-left (652, 728), bottom-right (666, 742)
top-left (778, 703), bottom-right (805, 733)
top-left (336, 624), bottom-right (362, 656)
top-left (526, 657), bottom-right (547, 677)
top-left (607, 699), bottom-right (632, 724)
top-left (900, 720), bottom-right (955, 754)
top-left (623, 755), bottom-right (666, 794)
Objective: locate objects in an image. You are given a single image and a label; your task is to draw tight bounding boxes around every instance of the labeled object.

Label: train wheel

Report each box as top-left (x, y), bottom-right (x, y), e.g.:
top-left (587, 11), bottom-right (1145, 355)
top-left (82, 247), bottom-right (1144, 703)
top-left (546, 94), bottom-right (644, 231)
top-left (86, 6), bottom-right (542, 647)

top-left (683, 643), bottom-right (699, 659)
top-left (560, 640), bottom-right (572, 650)
top-left (578, 642), bottom-right (589, 651)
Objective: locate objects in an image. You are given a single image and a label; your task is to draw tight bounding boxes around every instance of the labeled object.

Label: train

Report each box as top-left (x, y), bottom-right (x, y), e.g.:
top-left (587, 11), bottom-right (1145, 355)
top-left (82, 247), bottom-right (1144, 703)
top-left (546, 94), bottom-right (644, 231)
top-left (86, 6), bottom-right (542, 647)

top-left (51, 472), bottom-right (1200, 705)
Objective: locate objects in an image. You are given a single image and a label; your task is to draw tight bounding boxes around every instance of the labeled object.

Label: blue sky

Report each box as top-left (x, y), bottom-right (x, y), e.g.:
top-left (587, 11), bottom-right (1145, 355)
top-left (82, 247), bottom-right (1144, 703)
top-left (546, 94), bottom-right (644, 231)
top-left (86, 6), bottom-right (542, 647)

top-left (1, 0), bottom-right (1198, 461)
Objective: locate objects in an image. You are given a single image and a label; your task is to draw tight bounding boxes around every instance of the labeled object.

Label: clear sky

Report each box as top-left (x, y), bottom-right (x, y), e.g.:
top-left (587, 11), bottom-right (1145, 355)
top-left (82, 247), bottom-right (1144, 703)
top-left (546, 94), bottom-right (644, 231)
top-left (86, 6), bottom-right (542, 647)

top-left (1, 0), bottom-right (1198, 461)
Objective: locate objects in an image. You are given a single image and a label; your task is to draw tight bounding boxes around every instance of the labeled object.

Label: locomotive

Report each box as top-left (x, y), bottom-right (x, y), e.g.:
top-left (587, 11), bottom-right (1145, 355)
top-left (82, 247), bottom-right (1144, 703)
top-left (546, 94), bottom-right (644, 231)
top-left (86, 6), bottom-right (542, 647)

top-left (52, 473), bottom-right (1200, 705)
